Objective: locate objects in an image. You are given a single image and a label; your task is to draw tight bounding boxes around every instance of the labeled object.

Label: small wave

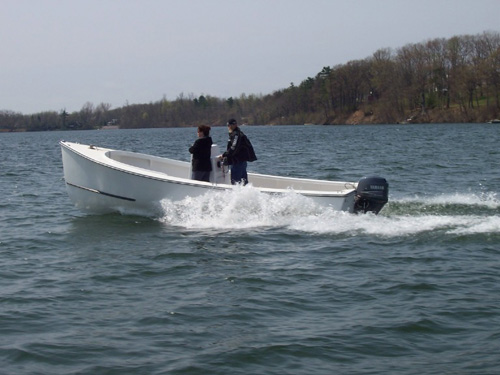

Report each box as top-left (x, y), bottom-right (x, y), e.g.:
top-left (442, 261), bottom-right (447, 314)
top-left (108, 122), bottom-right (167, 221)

top-left (157, 187), bottom-right (500, 237)
top-left (446, 215), bottom-right (500, 235)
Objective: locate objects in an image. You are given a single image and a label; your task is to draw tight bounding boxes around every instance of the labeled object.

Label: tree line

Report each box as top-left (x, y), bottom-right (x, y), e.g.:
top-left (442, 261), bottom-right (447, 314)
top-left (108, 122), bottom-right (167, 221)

top-left (1, 31), bottom-right (499, 132)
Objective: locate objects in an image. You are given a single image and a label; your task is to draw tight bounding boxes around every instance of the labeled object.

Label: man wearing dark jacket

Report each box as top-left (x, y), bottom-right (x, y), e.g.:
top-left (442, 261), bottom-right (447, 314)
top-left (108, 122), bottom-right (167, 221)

top-left (222, 119), bottom-right (257, 185)
top-left (189, 125), bottom-right (213, 182)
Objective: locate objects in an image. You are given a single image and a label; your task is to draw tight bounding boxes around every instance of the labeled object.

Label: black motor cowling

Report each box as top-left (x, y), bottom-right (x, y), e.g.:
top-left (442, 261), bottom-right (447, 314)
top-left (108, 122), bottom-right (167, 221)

top-left (354, 176), bottom-right (389, 214)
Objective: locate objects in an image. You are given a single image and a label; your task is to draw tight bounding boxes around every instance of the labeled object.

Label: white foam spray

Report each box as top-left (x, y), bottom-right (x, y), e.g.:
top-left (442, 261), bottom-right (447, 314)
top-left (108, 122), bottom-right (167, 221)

top-left (157, 186), bottom-right (500, 237)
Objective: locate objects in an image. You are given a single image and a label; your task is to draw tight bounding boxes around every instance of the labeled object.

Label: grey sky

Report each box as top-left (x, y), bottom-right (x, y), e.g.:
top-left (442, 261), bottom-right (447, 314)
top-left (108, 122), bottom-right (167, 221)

top-left (1, 0), bottom-right (499, 114)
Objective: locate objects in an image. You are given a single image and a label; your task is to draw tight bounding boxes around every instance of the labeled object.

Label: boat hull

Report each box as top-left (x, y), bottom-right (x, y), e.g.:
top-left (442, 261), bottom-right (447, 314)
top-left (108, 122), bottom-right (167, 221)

top-left (60, 141), bottom-right (363, 216)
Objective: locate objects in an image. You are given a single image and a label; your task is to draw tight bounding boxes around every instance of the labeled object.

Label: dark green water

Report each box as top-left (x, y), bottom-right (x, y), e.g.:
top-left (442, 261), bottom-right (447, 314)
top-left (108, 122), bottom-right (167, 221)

top-left (1, 124), bottom-right (499, 374)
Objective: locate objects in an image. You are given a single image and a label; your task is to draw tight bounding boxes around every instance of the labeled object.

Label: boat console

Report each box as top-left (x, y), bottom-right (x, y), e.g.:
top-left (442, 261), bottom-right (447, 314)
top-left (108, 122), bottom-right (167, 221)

top-left (209, 144), bottom-right (230, 184)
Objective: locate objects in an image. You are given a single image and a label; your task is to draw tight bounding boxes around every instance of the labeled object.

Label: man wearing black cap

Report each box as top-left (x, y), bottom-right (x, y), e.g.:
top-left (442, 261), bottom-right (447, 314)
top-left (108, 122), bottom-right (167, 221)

top-left (221, 119), bottom-right (257, 185)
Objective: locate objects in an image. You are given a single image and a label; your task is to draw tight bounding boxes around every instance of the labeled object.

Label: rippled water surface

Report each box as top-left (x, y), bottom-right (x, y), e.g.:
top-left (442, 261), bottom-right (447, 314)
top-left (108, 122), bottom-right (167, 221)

top-left (1, 124), bottom-right (499, 374)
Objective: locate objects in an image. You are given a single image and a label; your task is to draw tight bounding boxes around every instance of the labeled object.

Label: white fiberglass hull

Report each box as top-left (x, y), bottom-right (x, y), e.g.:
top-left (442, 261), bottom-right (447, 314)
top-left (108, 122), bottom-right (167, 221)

top-left (60, 141), bottom-right (382, 216)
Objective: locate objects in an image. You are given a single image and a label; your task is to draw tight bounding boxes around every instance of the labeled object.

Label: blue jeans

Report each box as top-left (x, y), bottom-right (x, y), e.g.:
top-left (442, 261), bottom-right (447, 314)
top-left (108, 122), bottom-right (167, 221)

top-left (230, 161), bottom-right (248, 185)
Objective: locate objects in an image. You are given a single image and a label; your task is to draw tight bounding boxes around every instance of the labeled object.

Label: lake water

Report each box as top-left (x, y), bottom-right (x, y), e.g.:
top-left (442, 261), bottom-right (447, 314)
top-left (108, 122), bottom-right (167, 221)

top-left (1, 124), bottom-right (499, 374)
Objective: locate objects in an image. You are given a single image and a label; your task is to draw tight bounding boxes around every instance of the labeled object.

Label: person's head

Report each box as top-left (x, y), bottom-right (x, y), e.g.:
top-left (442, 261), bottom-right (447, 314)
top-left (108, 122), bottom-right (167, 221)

top-left (197, 125), bottom-right (211, 137)
top-left (227, 118), bottom-right (237, 132)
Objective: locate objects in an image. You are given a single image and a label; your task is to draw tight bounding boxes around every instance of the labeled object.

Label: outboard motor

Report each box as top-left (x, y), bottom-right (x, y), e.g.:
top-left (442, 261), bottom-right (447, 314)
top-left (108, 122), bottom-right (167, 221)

top-left (354, 176), bottom-right (389, 214)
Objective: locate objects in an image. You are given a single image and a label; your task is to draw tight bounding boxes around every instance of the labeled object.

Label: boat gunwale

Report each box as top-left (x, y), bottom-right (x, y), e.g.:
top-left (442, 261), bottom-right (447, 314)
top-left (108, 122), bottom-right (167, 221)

top-left (60, 141), bottom-right (356, 198)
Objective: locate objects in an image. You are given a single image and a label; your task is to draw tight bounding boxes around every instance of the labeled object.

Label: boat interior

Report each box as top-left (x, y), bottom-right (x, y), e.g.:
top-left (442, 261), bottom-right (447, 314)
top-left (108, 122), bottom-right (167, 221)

top-left (106, 149), bottom-right (356, 193)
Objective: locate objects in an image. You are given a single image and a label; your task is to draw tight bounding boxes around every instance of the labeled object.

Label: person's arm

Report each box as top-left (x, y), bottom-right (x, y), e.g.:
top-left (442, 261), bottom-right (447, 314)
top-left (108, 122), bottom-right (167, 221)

top-left (189, 139), bottom-right (200, 154)
top-left (226, 132), bottom-right (241, 158)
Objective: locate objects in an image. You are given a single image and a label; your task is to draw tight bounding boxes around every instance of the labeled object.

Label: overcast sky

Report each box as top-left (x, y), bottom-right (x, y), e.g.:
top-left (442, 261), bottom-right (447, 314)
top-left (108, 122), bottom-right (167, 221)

top-left (1, 0), bottom-right (499, 114)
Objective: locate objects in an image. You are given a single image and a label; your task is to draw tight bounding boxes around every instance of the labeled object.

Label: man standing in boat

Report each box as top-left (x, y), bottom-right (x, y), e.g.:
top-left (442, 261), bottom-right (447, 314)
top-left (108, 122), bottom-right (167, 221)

top-left (221, 119), bottom-right (257, 185)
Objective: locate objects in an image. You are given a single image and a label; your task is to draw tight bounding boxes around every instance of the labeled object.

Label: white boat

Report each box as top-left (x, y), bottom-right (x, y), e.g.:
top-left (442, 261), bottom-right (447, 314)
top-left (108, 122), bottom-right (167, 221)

top-left (60, 141), bottom-right (388, 216)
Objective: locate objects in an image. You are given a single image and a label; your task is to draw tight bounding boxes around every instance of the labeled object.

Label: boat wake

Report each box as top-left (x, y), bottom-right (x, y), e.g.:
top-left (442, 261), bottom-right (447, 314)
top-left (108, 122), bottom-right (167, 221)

top-left (156, 186), bottom-right (500, 237)
top-left (395, 191), bottom-right (499, 210)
